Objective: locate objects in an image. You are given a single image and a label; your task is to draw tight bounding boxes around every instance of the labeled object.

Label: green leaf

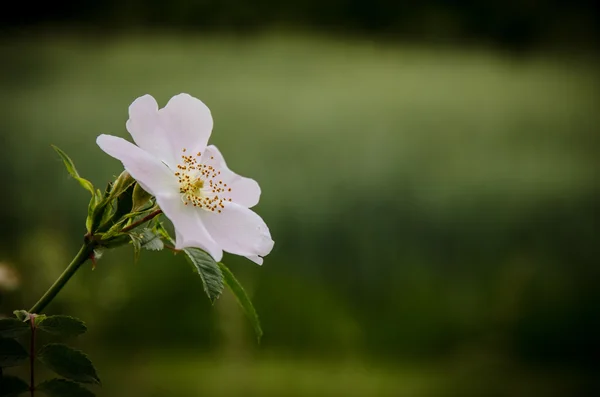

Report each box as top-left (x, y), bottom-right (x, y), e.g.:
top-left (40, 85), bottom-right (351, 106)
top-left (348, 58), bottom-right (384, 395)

top-left (12, 311), bottom-right (29, 322)
top-left (0, 338), bottom-right (28, 367)
top-left (37, 379), bottom-right (95, 397)
top-left (184, 248), bottom-right (224, 303)
top-left (38, 344), bottom-right (100, 385)
top-left (218, 262), bottom-right (263, 341)
top-left (0, 375), bottom-right (29, 397)
top-left (0, 319), bottom-right (29, 338)
top-left (51, 145), bottom-right (94, 196)
top-left (128, 229), bottom-right (164, 262)
top-left (33, 315), bottom-right (47, 327)
top-left (37, 316), bottom-right (87, 337)
top-left (140, 230), bottom-right (164, 251)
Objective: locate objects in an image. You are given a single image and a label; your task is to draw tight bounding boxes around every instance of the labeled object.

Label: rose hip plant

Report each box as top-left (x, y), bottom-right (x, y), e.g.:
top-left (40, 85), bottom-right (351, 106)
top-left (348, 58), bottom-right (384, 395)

top-left (0, 94), bottom-right (274, 396)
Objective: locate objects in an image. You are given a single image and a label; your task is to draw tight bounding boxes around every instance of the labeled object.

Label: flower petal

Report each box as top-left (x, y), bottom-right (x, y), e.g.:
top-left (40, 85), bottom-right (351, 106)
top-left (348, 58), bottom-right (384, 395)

top-left (159, 93), bottom-right (213, 157)
top-left (155, 195), bottom-right (223, 262)
top-left (125, 94), bottom-right (176, 167)
top-left (97, 134), bottom-right (177, 196)
top-left (200, 202), bottom-right (274, 265)
top-left (245, 255), bottom-right (264, 265)
top-left (202, 145), bottom-right (261, 208)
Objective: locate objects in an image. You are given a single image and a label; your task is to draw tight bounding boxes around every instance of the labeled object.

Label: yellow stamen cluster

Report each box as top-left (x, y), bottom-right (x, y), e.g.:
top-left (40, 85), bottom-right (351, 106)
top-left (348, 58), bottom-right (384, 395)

top-left (175, 149), bottom-right (232, 213)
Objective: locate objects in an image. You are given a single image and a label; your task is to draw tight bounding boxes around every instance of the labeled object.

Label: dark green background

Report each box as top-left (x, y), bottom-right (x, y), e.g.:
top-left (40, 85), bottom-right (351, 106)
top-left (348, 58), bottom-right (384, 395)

top-left (1, 2), bottom-right (599, 396)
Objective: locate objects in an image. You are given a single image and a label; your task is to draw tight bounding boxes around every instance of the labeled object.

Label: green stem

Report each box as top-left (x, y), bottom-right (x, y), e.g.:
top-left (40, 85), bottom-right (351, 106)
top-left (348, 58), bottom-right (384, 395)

top-left (120, 209), bottom-right (162, 233)
top-left (28, 243), bottom-right (95, 314)
top-left (30, 316), bottom-right (35, 397)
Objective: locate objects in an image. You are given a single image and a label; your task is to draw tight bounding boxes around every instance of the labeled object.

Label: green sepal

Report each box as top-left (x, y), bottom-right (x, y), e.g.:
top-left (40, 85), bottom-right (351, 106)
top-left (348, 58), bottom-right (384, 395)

top-left (218, 262), bottom-right (263, 341)
top-left (183, 248), bottom-right (224, 303)
top-left (110, 182), bottom-right (135, 225)
top-left (0, 319), bottom-right (29, 338)
top-left (0, 337), bottom-right (28, 367)
top-left (12, 311), bottom-right (29, 322)
top-left (97, 233), bottom-right (131, 249)
top-left (154, 222), bottom-right (173, 241)
top-left (0, 375), bottom-right (29, 397)
top-left (37, 379), bottom-right (95, 397)
top-left (109, 171), bottom-right (135, 200)
top-left (85, 191), bottom-right (102, 234)
top-left (37, 316), bottom-right (87, 338)
top-left (51, 145), bottom-right (95, 196)
top-left (132, 183), bottom-right (152, 212)
top-left (38, 344), bottom-right (100, 385)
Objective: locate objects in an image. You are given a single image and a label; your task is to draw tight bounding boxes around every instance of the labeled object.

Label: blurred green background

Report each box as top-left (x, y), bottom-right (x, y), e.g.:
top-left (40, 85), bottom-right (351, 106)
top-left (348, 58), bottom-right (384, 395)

top-left (1, 2), bottom-right (599, 396)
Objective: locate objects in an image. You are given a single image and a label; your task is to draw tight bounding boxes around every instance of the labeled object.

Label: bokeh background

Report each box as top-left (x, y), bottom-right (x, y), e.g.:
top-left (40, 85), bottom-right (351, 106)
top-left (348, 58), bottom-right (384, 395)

top-left (1, 1), bottom-right (599, 396)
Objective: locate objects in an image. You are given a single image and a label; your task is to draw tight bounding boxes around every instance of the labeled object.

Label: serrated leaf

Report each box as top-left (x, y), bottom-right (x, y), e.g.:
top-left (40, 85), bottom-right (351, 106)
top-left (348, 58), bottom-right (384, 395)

top-left (0, 338), bottom-right (28, 367)
top-left (218, 262), bottom-right (263, 341)
top-left (51, 145), bottom-right (94, 196)
top-left (37, 378), bottom-right (95, 397)
top-left (37, 316), bottom-right (87, 337)
top-left (0, 319), bottom-right (29, 338)
top-left (38, 344), bottom-right (100, 384)
top-left (0, 375), bottom-right (29, 397)
top-left (33, 315), bottom-right (47, 328)
top-left (128, 229), bottom-right (164, 262)
top-left (140, 231), bottom-right (164, 251)
top-left (13, 311), bottom-right (29, 322)
top-left (184, 248), bottom-right (224, 303)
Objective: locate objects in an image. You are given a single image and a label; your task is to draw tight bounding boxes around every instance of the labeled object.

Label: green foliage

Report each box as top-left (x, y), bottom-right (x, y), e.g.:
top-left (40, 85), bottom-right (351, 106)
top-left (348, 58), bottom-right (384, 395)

top-left (183, 248), bottom-right (224, 303)
top-left (37, 379), bottom-right (95, 397)
top-left (129, 229), bottom-right (164, 262)
top-left (218, 262), bottom-right (263, 341)
top-left (109, 171), bottom-right (135, 200)
top-left (0, 338), bottom-right (28, 367)
top-left (37, 316), bottom-right (87, 338)
top-left (0, 319), bottom-right (29, 338)
top-left (85, 191), bottom-right (103, 234)
top-left (0, 375), bottom-right (29, 397)
top-left (38, 344), bottom-right (100, 385)
top-left (132, 183), bottom-right (152, 211)
top-left (51, 145), bottom-right (95, 196)
top-left (12, 311), bottom-right (29, 322)
top-left (109, 183), bottom-right (135, 228)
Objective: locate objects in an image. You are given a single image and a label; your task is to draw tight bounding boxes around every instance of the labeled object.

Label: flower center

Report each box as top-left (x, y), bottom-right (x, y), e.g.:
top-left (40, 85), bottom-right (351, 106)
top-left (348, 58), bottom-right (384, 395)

top-left (174, 148), bottom-right (232, 213)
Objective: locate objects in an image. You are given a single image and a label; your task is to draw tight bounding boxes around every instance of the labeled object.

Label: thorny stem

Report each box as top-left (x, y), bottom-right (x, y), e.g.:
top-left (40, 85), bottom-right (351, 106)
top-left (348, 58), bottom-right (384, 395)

top-left (28, 209), bottom-right (163, 315)
top-left (29, 316), bottom-right (35, 396)
top-left (28, 243), bottom-right (95, 314)
top-left (121, 209), bottom-right (163, 233)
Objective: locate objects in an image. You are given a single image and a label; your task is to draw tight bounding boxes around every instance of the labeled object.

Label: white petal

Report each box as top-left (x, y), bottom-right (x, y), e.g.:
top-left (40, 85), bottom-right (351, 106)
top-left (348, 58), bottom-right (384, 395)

top-left (200, 202), bottom-right (274, 264)
top-left (96, 134), bottom-right (177, 196)
top-left (125, 95), bottom-right (176, 167)
top-left (202, 145), bottom-right (261, 208)
top-left (159, 93), bottom-right (213, 157)
top-left (245, 255), bottom-right (264, 265)
top-left (155, 195), bottom-right (223, 262)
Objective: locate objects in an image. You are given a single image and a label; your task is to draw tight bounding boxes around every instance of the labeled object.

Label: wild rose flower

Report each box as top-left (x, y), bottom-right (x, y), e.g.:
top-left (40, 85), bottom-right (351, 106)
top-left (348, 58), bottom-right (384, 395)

top-left (97, 94), bottom-right (273, 264)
